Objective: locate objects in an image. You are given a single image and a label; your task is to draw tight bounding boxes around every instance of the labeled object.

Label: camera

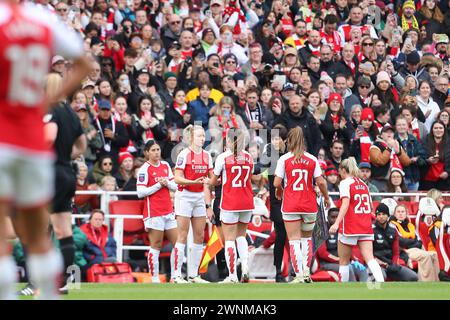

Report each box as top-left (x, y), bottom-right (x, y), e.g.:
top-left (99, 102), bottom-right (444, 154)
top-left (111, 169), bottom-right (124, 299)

top-left (264, 63), bottom-right (273, 71)
top-left (185, 56), bottom-right (193, 66)
top-left (213, 62), bottom-right (220, 68)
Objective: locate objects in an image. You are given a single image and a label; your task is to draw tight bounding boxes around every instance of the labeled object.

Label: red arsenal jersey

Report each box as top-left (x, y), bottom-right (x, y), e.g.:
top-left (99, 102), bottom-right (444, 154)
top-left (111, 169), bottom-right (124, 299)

top-left (339, 176), bottom-right (374, 236)
top-left (137, 160), bottom-right (174, 219)
top-left (214, 150), bottom-right (254, 212)
top-left (0, 3), bottom-right (83, 153)
top-left (175, 147), bottom-right (213, 192)
top-left (274, 152), bottom-right (322, 214)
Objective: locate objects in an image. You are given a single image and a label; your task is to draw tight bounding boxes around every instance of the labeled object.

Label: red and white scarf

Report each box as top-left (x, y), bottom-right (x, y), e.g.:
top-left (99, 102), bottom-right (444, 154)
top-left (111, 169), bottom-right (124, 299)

top-left (218, 114), bottom-right (239, 138)
top-left (410, 118), bottom-right (421, 141)
top-left (360, 131), bottom-right (372, 163)
top-left (173, 102), bottom-right (187, 117)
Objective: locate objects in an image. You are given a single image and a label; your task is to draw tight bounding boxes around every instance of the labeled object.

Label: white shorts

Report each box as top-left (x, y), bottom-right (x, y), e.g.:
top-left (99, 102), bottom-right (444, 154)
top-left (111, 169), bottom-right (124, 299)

top-left (144, 213), bottom-right (177, 232)
top-left (338, 234), bottom-right (374, 246)
top-left (282, 213), bottom-right (317, 231)
top-left (174, 190), bottom-right (206, 218)
top-left (0, 146), bottom-right (54, 208)
top-left (220, 210), bottom-right (252, 225)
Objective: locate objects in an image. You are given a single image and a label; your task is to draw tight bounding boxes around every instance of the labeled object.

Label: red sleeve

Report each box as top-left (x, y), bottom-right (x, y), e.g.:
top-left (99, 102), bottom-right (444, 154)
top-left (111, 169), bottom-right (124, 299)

top-left (262, 230), bottom-right (276, 249)
top-left (392, 232), bottom-right (400, 264)
top-left (317, 242), bottom-right (339, 263)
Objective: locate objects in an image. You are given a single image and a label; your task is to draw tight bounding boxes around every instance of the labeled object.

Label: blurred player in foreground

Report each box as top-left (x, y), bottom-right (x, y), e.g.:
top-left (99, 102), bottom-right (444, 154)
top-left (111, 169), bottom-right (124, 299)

top-left (0, 0), bottom-right (90, 299)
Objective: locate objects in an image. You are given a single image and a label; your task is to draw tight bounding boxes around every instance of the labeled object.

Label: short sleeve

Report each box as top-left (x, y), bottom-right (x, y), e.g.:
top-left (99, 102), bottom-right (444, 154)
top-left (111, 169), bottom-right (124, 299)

top-left (136, 165), bottom-right (149, 186)
top-left (175, 150), bottom-right (187, 170)
top-left (51, 18), bottom-right (84, 59)
top-left (339, 178), bottom-right (351, 199)
top-left (207, 151), bottom-right (213, 170)
top-left (164, 161), bottom-right (175, 180)
top-left (213, 153), bottom-right (225, 177)
top-left (313, 159), bottom-right (322, 178)
top-left (274, 157), bottom-right (286, 179)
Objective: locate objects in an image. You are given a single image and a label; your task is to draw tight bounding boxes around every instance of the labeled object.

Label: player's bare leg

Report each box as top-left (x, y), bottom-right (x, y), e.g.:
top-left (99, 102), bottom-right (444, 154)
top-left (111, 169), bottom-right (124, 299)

top-left (299, 222), bottom-right (315, 283)
top-left (16, 207), bottom-right (62, 300)
top-left (284, 220), bottom-right (304, 283)
top-left (173, 216), bottom-right (190, 283)
top-left (236, 223), bottom-right (249, 283)
top-left (188, 217), bottom-right (209, 283)
top-left (0, 203), bottom-right (18, 300)
top-left (50, 212), bottom-right (74, 291)
top-left (165, 228), bottom-right (178, 282)
top-left (221, 223), bottom-right (238, 283)
top-left (148, 229), bottom-right (164, 283)
top-left (358, 241), bottom-right (385, 282)
top-left (337, 241), bottom-right (352, 282)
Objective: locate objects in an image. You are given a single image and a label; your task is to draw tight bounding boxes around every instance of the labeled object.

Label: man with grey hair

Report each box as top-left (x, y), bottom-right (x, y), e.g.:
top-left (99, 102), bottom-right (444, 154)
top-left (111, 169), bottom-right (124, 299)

top-left (432, 76), bottom-right (449, 109)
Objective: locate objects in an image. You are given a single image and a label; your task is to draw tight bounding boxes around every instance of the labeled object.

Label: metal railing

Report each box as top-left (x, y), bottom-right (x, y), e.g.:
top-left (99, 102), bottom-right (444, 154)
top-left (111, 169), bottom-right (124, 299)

top-left (74, 191), bottom-right (450, 265)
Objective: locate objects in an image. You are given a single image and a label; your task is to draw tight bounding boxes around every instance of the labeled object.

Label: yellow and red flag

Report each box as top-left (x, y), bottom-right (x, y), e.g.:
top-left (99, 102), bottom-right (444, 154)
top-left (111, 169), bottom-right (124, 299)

top-left (199, 226), bottom-right (223, 274)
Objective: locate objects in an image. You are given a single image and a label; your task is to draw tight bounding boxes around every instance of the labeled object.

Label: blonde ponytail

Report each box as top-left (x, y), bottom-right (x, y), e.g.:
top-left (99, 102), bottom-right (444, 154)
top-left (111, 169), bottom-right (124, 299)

top-left (340, 157), bottom-right (360, 177)
top-left (287, 127), bottom-right (305, 160)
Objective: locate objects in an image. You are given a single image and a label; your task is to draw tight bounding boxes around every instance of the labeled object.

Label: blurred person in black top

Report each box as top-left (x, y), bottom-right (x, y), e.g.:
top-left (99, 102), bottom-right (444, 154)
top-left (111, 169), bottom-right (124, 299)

top-left (256, 124), bottom-right (288, 282)
top-left (44, 74), bottom-right (87, 293)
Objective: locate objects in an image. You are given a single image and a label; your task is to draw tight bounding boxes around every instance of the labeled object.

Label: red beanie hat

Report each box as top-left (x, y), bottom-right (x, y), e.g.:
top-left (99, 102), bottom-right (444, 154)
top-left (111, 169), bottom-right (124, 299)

top-left (119, 152), bottom-right (134, 165)
top-left (327, 93), bottom-right (343, 106)
top-left (360, 108), bottom-right (375, 121)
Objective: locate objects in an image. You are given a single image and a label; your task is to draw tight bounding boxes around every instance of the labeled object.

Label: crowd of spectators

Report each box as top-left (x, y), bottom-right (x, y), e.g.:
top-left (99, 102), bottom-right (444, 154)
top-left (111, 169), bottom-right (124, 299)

top-left (33, 0), bottom-right (450, 280)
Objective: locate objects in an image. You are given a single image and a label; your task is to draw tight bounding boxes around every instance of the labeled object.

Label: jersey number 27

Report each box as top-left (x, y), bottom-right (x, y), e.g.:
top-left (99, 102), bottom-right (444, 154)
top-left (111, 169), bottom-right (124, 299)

top-left (231, 165), bottom-right (251, 188)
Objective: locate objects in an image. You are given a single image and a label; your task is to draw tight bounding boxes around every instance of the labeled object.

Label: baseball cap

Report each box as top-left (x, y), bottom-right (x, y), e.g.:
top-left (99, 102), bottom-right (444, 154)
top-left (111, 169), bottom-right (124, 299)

top-left (381, 124), bottom-right (395, 134)
top-left (90, 36), bottom-right (103, 47)
top-left (191, 4), bottom-right (201, 11)
top-left (359, 162), bottom-right (371, 169)
top-left (325, 165), bottom-right (338, 176)
top-left (282, 82), bottom-right (295, 92)
top-left (435, 34), bottom-right (449, 45)
top-left (210, 0), bottom-right (223, 6)
top-left (137, 69), bottom-right (150, 77)
top-left (81, 80), bottom-right (96, 90)
top-left (406, 51), bottom-right (421, 65)
top-left (284, 47), bottom-right (297, 57)
top-left (52, 55), bottom-right (65, 65)
top-left (98, 100), bottom-right (112, 110)
top-left (376, 203), bottom-right (390, 216)
top-left (169, 41), bottom-right (181, 50)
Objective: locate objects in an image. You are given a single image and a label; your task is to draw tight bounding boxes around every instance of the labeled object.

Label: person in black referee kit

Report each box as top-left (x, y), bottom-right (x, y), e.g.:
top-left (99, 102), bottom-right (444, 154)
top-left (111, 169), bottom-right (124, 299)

top-left (45, 73), bottom-right (87, 293)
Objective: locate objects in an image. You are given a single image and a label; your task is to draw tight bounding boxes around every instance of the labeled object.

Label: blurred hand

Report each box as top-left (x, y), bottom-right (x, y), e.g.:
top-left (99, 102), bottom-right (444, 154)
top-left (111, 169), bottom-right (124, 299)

top-left (329, 223), bottom-right (339, 234)
top-left (104, 128), bottom-right (114, 139)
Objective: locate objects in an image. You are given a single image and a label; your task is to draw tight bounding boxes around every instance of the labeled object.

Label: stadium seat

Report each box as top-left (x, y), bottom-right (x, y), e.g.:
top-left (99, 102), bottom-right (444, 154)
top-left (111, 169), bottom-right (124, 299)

top-left (109, 200), bottom-right (145, 245)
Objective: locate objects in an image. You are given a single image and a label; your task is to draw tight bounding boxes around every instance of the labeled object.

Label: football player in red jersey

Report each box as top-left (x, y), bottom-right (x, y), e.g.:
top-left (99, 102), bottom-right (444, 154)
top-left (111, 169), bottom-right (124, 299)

top-left (329, 157), bottom-right (384, 282)
top-left (0, 0), bottom-right (90, 299)
top-left (274, 127), bottom-right (331, 283)
top-left (137, 140), bottom-right (178, 283)
top-left (210, 129), bottom-right (253, 283)
top-left (173, 125), bottom-right (213, 283)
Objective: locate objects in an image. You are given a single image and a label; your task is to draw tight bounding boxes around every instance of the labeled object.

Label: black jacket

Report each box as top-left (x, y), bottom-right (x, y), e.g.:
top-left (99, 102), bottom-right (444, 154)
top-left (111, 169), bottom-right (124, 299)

top-left (372, 221), bottom-right (400, 265)
top-left (274, 108), bottom-right (321, 155)
top-left (319, 111), bottom-right (354, 150)
top-left (395, 133), bottom-right (427, 183)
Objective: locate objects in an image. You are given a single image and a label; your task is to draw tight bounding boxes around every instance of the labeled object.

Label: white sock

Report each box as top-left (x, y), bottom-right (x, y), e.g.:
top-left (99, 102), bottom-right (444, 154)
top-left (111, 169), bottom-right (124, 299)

top-left (225, 241), bottom-right (238, 280)
top-left (172, 242), bottom-right (185, 278)
top-left (300, 237), bottom-right (313, 270)
top-left (236, 236), bottom-right (248, 272)
top-left (288, 240), bottom-right (303, 278)
top-left (339, 264), bottom-right (350, 282)
top-left (148, 248), bottom-right (160, 280)
top-left (27, 250), bottom-right (63, 300)
top-left (367, 259), bottom-right (385, 282)
top-left (188, 243), bottom-right (204, 278)
top-left (0, 256), bottom-right (18, 300)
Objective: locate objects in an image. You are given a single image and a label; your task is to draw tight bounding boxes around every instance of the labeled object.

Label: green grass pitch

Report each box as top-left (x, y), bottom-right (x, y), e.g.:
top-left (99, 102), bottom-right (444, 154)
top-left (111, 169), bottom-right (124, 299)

top-left (21, 282), bottom-right (450, 300)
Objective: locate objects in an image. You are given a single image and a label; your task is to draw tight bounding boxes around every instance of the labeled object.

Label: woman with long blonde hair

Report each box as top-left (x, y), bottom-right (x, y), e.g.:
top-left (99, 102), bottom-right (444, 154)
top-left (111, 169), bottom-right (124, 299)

top-left (172, 125), bottom-right (213, 283)
top-left (273, 127), bottom-right (331, 283)
top-left (329, 157), bottom-right (385, 282)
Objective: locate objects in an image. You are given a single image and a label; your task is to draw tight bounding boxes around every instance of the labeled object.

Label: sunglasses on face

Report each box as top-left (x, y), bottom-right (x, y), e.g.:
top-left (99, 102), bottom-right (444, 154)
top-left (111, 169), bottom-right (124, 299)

top-left (362, 43), bottom-right (374, 46)
top-left (57, 7), bottom-right (68, 12)
top-left (170, 21), bottom-right (181, 25)
top-left (359, 85), bottom-right (370, 89)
